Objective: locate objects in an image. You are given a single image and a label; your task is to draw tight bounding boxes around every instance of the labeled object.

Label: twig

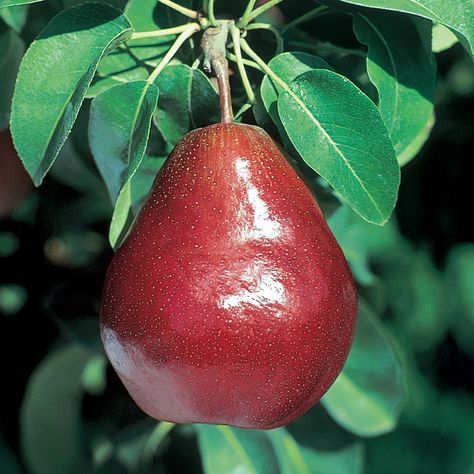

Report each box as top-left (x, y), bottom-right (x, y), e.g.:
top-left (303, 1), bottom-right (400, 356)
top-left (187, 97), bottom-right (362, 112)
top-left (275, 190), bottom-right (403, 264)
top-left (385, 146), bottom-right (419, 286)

top-left (201, 23), bottom-right (234, 123)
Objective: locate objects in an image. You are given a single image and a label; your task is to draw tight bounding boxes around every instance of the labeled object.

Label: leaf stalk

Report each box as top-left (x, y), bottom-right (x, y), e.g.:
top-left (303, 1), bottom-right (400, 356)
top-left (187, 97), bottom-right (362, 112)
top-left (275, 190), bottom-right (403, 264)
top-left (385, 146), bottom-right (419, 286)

top-left (238, 0), bottom-right (283, 27)
top-left (147, 23), bottom-right (200, 84)
top-left (230, 24), bottom-right (255, 103)
top-left (158, 0), bottom-right (199, 19)
top-left (239, 37), bottom-right (288, 91)
top-left (207, 0), bottom-right (219, 26)
top-left (238, 0), bottom-right (257, 27)
top-left (131, 24), bottom-right (193, 40)
top-left (226, 52), bottom-right (261, 70)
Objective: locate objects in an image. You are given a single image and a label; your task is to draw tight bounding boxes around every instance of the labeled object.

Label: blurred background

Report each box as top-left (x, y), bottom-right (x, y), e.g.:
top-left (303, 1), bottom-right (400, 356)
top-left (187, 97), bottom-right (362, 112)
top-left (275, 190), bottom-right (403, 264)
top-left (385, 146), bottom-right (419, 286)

top-left (1, 0), bottom-right (473, 473)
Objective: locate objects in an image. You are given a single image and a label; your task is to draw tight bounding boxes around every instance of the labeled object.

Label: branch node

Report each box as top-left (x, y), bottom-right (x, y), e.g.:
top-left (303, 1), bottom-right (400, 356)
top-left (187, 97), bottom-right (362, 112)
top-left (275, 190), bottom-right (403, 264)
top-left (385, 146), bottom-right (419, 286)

top-left (201, 22), bottom-right (234, 124)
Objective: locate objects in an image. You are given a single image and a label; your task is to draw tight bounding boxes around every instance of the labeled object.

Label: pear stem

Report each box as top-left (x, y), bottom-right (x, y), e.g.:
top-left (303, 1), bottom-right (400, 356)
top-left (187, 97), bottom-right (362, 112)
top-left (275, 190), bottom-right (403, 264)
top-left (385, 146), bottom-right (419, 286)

top-left (213, 57), bottom-right (234, 124)
top-left (201, 22), bottom-right (234, 124)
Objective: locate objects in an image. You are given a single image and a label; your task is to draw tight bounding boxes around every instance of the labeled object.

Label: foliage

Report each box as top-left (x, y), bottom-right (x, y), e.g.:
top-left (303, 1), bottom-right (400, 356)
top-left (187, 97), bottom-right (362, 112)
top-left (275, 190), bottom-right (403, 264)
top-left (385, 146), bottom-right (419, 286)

top-left (0, 0), bottom-right (473, 473)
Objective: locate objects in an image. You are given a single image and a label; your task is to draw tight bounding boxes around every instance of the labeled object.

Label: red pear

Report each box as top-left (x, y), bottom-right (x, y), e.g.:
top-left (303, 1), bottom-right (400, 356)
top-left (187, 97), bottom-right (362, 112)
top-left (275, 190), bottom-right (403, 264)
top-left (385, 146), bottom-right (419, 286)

top-left (0, 129), bottom-right (32, 219)
top-left (100, 123), bottom-right (357, 429)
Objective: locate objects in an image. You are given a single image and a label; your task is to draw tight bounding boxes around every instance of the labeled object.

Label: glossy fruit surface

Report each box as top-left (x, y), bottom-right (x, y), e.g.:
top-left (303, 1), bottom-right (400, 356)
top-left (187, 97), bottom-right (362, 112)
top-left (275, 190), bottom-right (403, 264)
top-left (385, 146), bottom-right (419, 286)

top-left (0, 129), bottom-right (32, 219)
top-left (100, 123), bottom-right (357, 429)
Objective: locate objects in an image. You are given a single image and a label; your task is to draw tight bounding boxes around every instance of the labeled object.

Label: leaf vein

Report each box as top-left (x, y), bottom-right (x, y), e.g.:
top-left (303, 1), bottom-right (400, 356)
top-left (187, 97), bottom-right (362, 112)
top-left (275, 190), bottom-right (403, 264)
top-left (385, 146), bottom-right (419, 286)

top-left (288, 87), bottom-right (384, 219)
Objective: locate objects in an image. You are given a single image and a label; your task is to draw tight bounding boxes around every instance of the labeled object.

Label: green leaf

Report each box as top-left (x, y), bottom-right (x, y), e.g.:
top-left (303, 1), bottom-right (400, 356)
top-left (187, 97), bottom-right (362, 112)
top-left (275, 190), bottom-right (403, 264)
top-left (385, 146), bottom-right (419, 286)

top-left (396, 111), bottom-right (434, 166)
top-left (50, 138), bottom-right (106, 196)
top-left (0, 284), bottom-right (27, 315)
top-left (10, 3), bottom-right (132, 185)
top-left (86, 46), bottom-right (149, 98)
top-left (266, 429), bottom-right (311, 474)
top-left (322, 301), bottom-right (405, 436)
top-left (330, 0), bottom-right (474, 57)
top-left (261, 51), bottom-right (333, 123)
top-left (300, 442), bottom-right (364, 474)
top-left (258, 52), bottom-right (333, 155)
top-left (20, 343), bottom-right (93, 474)
top-left (383, 249), bottom-right (448, 353)
top-left (89, 80), bottom-right (158, 203)
top-left (252, 88), bottom-right (274, 130)
top-left (89, 80), bottom-right (159, 248)
top-left (124, 0), bottom-right (192, 66)
top-left (435, 393), bottom-right (474, 471)
top-left (446, 244), bottom-right (474, 322)
top-left (432, 22), bottom-right (458, 52)
top-left (278, 69), bottom-right (399, 224)
top-left (197, 425), bottom-right (279, 474)
top-left (366, 392), bottom-right (474, 474)
top-left (253, 51), bottom-right (332, 156)
top-left (153, 64), bottom-right (220, 147)
top-left (0, 0), bottom-right (41, 7)
top-left (139, 421), bottom-right (175, 470)
top-left (114, 429), bottom-right (154, 472)
top-left (445, 244), bottom-right (474, 359)
top-left (0, 28), bottom-right (24, 131)
top-left (61, 0), bottom-right (127, 7)
top-left (0, 434), bottom-right (22, 474)
top-left (110, 154), bottom-right (166, 248)
top-left (81, 354), bottom-right (107, 396)
top-left (328, 204), bottom-right (401, 285)
top-left (0, 231), bottom-right (20, 256)
top-left (352, 11), bottom-right (436, 166)
top-left (0, 4), bottom-right (28, 31)
top-left (267, 428), bottom-right (364, 474)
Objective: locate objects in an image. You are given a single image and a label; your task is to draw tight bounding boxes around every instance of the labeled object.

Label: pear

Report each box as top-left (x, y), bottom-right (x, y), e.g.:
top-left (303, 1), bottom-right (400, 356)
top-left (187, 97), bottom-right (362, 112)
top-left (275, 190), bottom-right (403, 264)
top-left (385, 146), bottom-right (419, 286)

top-left (100, 123), bottom-right (357, 429)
